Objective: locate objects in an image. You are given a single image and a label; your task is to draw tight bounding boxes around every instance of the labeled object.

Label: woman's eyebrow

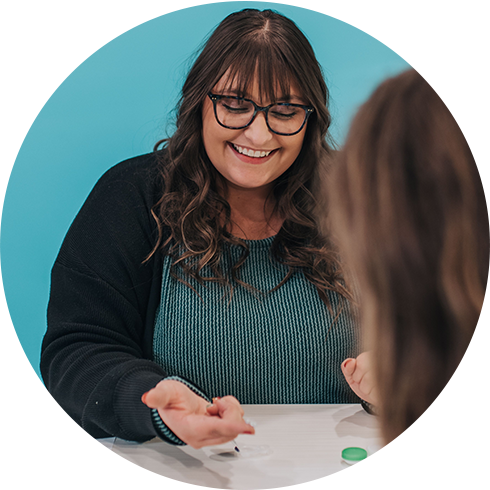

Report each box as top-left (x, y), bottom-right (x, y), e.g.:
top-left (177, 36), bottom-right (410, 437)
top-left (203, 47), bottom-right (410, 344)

top-left (219, 89), bottom-right (243, 96)
top-left (213, 88), bottom-right (307, 104)
top-left (276, 94), bottom-right (309, 105)
top-left (211, 88), bottom-right (245, 99)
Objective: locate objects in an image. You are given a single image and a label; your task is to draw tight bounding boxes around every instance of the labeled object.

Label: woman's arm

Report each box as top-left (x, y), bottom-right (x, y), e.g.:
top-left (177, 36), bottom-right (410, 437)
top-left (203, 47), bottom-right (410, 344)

top-left (41, 153), bottom-right (254, 445)
top-left (41, 154), bottom-right (167, 441)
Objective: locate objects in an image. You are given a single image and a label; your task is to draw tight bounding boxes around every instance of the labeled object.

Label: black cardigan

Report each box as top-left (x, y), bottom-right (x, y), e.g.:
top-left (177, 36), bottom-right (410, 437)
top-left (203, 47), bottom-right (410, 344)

top-left (41, 152), bottom-right (169, 441)
top-left (41, 152), bottom-right (370, 442)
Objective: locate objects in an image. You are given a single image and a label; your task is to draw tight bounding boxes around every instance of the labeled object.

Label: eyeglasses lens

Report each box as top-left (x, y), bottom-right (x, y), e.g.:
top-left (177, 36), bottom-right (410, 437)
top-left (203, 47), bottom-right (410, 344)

top-left (216, 97), bottom-right (306, 135)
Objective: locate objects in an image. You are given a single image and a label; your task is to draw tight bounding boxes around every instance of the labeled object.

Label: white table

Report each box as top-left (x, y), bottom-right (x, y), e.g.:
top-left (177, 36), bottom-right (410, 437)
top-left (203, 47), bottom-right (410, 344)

top-left (99, 404), bottom-right (383, 489)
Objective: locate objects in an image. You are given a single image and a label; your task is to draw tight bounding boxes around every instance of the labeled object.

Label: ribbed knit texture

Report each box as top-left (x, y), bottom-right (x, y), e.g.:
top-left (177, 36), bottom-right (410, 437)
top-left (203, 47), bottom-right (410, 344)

top-left (150, 375), bottom-right (213, 445)
top-left (153, 236), bottom-right (360, 404)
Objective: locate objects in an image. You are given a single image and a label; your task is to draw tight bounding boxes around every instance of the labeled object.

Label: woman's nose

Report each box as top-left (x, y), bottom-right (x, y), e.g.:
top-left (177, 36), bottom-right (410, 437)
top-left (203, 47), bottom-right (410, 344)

top-left (244, 111), bottom-right (273, 146)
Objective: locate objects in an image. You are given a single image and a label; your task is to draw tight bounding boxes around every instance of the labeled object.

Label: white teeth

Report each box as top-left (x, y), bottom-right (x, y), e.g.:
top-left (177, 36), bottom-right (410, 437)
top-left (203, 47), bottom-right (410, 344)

top-left (233, 144), bottom-right (272, 158)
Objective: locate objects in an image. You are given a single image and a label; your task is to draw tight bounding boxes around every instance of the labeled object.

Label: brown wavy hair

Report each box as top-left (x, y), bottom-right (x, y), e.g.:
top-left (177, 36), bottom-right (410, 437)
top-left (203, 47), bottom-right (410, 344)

top-left (149, 9), bottom-right (352, 310)
top-left (326, 69), bottom-right (489, 442)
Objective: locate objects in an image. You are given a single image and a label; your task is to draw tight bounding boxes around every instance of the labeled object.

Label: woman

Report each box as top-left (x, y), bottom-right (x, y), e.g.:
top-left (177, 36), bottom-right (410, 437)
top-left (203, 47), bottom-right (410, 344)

top-left (41, 9), bottom-right (360, 449)
top-left (326, 69), bottom-right (488, 443)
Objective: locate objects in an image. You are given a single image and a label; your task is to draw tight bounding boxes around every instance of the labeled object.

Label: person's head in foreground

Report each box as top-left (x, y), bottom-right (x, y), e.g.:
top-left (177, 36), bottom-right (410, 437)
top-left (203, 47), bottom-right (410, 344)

top-left (326, 69), bottom-right (489, 443)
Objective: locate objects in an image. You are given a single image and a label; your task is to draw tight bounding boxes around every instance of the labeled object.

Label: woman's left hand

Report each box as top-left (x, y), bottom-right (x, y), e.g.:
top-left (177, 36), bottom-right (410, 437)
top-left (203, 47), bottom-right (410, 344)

top-left (341, 351), bottom-right (378, 405)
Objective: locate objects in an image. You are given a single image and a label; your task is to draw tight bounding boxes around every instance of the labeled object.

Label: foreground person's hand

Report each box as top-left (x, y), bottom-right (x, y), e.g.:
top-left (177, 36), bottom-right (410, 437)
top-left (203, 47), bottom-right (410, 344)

top-left (341, 351), bottom-right (379, 406)
top-left (142, 379), bottom-right (255, 448)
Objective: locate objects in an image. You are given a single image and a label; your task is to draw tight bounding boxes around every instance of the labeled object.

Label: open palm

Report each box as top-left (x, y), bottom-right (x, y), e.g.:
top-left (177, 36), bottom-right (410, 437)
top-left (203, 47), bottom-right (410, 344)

top-left (143, 379), bottom-right (254, 448)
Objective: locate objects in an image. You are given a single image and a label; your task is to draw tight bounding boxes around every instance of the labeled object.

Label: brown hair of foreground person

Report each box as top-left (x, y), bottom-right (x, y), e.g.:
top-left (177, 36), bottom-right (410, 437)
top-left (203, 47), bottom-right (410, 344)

top-left (325, 69), bottom-right (489, 443)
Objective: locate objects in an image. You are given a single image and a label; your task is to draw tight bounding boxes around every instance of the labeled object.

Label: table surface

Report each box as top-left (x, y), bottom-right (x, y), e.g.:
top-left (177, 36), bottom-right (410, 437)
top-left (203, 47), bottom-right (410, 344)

top-left (99, 404), bottom-right (383, 489)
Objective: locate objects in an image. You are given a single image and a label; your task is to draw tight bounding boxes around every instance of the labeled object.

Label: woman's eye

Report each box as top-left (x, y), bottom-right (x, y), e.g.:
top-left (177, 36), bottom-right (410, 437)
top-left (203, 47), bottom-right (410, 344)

top-left (270, 106), bottom-right (298, 119)
top-left (221, 98), bottom-right (252, 112)
top-left (223, 105), bottom-right (249, 113)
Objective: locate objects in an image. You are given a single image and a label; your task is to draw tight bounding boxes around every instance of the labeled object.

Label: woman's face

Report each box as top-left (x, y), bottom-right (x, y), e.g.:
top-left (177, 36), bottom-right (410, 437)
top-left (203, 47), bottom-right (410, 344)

top-left (202, 74), bottom-right (308, 193)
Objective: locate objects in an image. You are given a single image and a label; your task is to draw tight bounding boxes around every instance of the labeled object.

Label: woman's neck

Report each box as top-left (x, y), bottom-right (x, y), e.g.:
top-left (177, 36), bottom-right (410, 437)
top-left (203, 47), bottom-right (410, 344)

top-left (223, 184), bottom-right (283, 240)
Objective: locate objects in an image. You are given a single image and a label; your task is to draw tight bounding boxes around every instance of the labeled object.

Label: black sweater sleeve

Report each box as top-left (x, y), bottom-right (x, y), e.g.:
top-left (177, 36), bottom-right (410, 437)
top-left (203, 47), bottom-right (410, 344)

top-left (41, 153), bottom-right (168, 442)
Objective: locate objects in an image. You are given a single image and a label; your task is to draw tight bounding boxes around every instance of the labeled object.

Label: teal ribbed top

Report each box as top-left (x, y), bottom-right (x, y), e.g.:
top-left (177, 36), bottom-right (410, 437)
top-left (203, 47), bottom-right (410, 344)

top-left (153, 236), bottom-right (360, 404)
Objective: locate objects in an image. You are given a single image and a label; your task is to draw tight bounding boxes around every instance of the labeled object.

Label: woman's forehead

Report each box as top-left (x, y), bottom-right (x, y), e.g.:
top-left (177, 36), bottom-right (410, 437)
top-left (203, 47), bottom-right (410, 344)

top-left (212, 68), bottom-right (304, 104)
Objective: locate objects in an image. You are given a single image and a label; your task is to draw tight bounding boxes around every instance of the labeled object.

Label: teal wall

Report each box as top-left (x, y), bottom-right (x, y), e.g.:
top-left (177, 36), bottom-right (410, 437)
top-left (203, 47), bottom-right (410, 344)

top-left (1, 2), bottom-right (409, 379)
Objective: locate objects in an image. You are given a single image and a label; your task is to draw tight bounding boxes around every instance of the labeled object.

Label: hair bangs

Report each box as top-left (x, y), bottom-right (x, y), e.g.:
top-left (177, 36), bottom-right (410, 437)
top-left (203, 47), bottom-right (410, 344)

top-left (218, 41), bottom-right (298, 104)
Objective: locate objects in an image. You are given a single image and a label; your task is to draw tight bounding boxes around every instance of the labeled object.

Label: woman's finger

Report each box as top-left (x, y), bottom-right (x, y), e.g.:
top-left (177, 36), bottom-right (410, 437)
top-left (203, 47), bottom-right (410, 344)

top-left (141, 388), bottom-right (168, 409)
top-left (359, 371), bottom-right (373, 396)
top-left (201, 413), bottom-right (254, 436)
top-left (184, 414), bottom-right (254, 443)
top-left (141, 379), bottom-right (181, 409)
top-left (341, 358), bottom-right (356, 378)
top-left (213, 396), bottom-right (245, 419)
top-left (359, 371), bottom-right (379, 404)
top-left (351, 364), bottom-right (365, 385)
top-left (206, 403), bottom-right (220, 416)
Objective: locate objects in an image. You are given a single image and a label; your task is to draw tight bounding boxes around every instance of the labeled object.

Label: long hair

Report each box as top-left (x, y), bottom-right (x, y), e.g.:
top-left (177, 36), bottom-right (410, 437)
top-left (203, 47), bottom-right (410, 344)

top-left (326, 69), bottom-right (489, 442)
top-left (150, 9), bottom-right (352, 308)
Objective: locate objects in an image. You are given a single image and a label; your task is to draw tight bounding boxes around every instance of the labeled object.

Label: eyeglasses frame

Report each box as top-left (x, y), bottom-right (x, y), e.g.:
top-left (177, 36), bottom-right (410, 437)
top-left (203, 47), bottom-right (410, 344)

top-left (207, 93), bottom-right (314, 136)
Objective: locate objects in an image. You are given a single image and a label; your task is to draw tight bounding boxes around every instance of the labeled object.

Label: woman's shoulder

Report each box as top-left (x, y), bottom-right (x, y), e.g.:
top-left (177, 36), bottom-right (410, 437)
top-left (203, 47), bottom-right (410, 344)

top-left (57, 151), bottom-right (167, 274)
top-left (85, 152), bottom-right (165, 213)
top-left (94, 150), bottom-right (165, 202)
top-left (65, 151), bottom-right (167, 247)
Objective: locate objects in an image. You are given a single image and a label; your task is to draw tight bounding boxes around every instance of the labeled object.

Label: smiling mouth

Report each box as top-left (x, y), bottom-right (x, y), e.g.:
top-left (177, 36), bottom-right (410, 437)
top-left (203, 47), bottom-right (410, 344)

top-left (230, 142), bottom-right (277, 158)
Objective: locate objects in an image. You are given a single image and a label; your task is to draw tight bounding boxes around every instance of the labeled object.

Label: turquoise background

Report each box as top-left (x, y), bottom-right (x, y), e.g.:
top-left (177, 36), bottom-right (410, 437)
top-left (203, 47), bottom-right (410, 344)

top-left (0, 2), bottom-right (409, 379)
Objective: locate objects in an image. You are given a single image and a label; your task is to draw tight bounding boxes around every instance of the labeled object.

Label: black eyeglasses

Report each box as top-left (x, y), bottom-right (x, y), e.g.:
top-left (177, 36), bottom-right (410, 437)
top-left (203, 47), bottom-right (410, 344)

top-left (207, 93), bottom-right (314, 136)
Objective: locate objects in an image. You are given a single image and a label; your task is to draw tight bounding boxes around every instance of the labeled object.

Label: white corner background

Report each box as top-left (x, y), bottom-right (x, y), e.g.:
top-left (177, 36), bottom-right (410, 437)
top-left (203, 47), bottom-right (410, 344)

top-left (1, 1), bottom-right (488, 489)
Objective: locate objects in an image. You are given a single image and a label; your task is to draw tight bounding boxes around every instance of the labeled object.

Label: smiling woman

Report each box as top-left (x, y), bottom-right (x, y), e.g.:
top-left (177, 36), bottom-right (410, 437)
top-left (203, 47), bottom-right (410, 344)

top-left (40, 8), bottom-right (361, 450)
top-left (202, 77), bottom-right (307, 207)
